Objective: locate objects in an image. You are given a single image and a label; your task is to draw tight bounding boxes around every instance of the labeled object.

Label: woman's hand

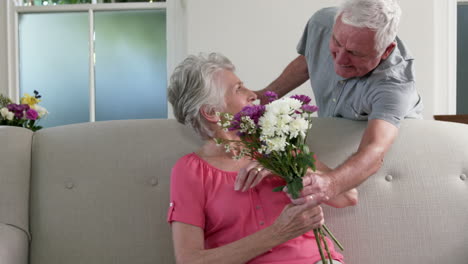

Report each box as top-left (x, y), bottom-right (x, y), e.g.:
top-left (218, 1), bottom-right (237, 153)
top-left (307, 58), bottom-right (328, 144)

top-left (171, 193), bottom-right (328, 264)
top-left (272, 193), bottom-right (328, 241)
top-left (235, 161), bottom-right (271, 191)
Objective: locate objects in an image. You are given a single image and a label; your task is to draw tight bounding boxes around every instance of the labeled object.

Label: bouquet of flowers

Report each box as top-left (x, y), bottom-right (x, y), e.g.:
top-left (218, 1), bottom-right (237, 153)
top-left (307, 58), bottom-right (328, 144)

top-left (0, 90), bottom-right (48, 131)
top-left (215, 91), bottom-right (343, 264)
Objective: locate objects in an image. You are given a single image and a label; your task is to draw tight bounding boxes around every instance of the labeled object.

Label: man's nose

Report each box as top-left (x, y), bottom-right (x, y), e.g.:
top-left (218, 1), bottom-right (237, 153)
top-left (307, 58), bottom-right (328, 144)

top-left (335, 49), bottom-right (350, 65)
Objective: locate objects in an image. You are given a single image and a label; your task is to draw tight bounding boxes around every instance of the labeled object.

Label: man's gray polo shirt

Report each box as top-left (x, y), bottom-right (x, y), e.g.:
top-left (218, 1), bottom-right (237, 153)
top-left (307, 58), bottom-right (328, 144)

top-left (297, 7), bottom-right (423, 127)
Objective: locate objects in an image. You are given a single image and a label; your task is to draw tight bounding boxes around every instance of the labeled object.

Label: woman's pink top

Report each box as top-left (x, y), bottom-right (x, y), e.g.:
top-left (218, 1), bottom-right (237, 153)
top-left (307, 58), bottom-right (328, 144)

top-left (167, 153), bottom-right (344, 264)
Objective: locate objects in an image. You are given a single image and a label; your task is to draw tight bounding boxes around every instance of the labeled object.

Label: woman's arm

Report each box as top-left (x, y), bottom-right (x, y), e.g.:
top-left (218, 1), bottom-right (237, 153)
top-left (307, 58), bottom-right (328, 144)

top-left (172, 222), bottom-right (282, 264)
top-left (172, 199), bottom-right (326, 264)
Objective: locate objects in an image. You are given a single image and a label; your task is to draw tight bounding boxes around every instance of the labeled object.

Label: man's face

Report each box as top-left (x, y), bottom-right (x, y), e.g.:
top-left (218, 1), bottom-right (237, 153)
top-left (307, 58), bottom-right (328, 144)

top-left (329, 15), bottom-right (387, 78)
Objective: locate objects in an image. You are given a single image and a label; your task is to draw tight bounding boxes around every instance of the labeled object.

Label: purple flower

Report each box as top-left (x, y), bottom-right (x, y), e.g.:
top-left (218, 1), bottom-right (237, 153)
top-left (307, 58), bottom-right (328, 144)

top-left (7, 103), bottom-right (26, 112)
top-left (229, 104), bottom-right (266, 131)
top-left (26, 109), bottom-right (38, 120)
top-left (264, 91), bottom-right (278, 103)
top-left (291, 94), bottom-right (312, 105)
top-left (301, 105), bottom-right (319, 113)
top-left (6, 103), bottom-right (30, 119)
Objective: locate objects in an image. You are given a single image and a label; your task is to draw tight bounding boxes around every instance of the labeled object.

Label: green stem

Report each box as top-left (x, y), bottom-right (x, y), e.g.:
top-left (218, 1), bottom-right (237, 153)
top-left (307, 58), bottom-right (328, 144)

top-left (314, 228), bottom-right (326, 264)
top-left (323, 224), bottom-right (344, 251)
top-left (320, 228), bottom-right (333, 263)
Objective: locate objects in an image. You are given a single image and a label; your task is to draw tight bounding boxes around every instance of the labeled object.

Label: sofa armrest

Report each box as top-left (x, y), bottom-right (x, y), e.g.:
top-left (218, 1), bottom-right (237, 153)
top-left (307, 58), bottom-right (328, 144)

top-left (0, 223), bottom-right (28, 264)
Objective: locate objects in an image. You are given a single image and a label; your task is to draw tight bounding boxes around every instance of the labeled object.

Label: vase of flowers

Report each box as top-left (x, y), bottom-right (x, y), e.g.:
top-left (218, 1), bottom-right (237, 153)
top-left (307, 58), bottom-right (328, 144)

top-left (0, 90), bottom-right (48, 131)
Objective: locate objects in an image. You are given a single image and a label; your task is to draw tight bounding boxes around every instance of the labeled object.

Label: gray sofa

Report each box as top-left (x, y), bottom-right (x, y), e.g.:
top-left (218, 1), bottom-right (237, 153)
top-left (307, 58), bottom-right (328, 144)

top-left (1, 118), bottom-right (467, 264)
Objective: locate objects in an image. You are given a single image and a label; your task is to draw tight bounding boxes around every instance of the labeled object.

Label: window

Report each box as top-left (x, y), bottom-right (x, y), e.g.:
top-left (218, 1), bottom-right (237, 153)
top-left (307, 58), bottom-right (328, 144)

top-left (458, 2), bottom-right (468, 114)
top-left (9, 0), bottom-right (172, 128)
top-left (16, 0), bottom-right (164, 6)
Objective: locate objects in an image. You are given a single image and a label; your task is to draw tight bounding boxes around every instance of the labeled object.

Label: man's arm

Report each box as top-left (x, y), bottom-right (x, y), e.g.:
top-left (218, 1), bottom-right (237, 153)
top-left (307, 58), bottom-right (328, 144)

top-left (299, 119), bottom-right (399, 200)
top-left (256, 55), bottom-right (309, 103)
top-left (314, 160), bottom-right (358, 208)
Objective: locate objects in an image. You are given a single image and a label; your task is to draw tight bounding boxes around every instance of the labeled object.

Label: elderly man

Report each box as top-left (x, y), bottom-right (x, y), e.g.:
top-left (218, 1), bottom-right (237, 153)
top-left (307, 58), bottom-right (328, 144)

top-left (235, 0), bottom-right (423, 203)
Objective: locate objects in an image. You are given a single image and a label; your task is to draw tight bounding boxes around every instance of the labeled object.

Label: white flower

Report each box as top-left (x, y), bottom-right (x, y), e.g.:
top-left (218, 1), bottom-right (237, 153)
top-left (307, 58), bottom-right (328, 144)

top-left (6, 112), bottom-right (14, 121)
top-left (260, 98), bottom-right (304, 139)
top-left (239, 116), bottom-right (257, 134)
top-left (31, 104), bottom-right (48, 118)
top-left (264, 136), bottom-right (288, 154)
top-left (276, 114), bottom-right (293, 136)
top-left (259, 112), bottom-right (277, 137)
top-left (0, 108), bottom-right (15, 121)
top-left (266, 98), bottom-right (302, 115)
top-left (289, 117), bottom-right (309, 138)
top-left (1, 107), bottom-right (9, 118)
top-left (224, 144), bottom-right (231, 152)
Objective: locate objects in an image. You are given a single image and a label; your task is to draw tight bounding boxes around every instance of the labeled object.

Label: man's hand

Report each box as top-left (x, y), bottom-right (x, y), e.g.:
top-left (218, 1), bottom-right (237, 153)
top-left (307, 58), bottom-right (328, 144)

top-left (288, 171), bottom-right (358, 208)
top-left (287, 170), bottom-right (333, 205)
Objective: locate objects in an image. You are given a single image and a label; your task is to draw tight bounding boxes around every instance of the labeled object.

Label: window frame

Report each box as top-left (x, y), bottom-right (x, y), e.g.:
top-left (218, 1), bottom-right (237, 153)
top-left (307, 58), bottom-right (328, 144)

top-left (6, 0), bottom-right (186, 120)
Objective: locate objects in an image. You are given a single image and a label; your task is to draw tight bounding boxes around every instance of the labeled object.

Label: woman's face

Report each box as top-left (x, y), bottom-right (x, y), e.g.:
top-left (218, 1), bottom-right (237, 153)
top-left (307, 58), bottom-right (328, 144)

top-left (217, 70), bottom-right (257, 114)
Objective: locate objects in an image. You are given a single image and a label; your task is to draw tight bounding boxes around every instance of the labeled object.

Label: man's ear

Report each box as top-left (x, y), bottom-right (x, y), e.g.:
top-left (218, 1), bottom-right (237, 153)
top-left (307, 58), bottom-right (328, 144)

top-left (380, 41), bottom-right (396, 60)
top-left (199, 105), bottom-right (220, 123)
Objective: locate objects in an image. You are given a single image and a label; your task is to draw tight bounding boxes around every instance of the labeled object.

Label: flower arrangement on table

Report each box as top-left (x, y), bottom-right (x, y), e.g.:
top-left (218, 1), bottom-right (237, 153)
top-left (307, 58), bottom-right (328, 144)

top-left (0, 90), bottom-right (48, 131)
top-left (215, 91), bottom-right (343, 264)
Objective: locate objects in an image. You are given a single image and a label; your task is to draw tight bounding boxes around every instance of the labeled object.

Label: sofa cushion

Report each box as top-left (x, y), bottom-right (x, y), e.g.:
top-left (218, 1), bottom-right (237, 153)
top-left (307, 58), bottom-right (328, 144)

top-left (29, 120), bottom-right (201, 264)
top-left (310, 118), bottom-right (468, 264)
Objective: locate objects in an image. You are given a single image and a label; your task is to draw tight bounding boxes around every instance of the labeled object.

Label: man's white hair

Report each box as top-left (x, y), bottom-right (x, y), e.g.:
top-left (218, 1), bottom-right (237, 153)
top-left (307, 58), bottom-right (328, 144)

top-left (337, 0), bottom-right (401, 54)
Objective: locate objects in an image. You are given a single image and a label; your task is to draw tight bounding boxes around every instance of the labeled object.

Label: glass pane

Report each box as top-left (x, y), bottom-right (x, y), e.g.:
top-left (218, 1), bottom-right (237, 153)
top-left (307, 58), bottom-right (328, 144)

top-left (15, 0), bottom-right (164, 6)
top-left (19, 12), bottom-right (90, 128)
top-left (458, 4), bottom-right (468, 114)
top-left (101, 0), bottom-right (164, 2)
top-left (94, 10), bottom-right (167, 121)
top-left (18, 0), bottom-right (91, 6)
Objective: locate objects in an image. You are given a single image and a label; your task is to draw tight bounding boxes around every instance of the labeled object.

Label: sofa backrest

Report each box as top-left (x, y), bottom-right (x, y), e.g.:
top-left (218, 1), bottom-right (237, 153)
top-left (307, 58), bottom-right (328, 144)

top-left (0, 127), bottom-right (31, 264)
top-left (29, 120), bottom-right (201, 264)
top-left (307, 118), bottom-right (468, 264)
top-left (8, 118), bottom-right (467, 264)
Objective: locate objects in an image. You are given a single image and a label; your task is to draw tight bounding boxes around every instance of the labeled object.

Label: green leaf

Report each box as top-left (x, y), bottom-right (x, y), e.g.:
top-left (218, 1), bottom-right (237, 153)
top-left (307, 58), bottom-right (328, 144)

top-left (272, 185), bottom-right (285, 192)
top-left (303, 144), bottom-right (310, 154)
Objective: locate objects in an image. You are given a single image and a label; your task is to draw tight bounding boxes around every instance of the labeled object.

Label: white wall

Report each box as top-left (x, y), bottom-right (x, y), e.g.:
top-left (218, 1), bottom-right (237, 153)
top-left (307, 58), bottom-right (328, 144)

top-left (0, 1), bottom-right (8, 97)
top-left (183, 0), bottom-right (450, 120)
top-left (185, 0), bottom-right (341, 108)
top-left (0, 0), bottom-right (456, 119)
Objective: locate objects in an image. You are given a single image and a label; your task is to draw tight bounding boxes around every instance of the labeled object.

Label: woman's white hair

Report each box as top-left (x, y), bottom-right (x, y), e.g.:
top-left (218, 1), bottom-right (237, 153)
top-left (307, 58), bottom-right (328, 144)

top-left (168, 53), bottom-right (235, 140)
top-left (337, 0), bottom-right (401, 54)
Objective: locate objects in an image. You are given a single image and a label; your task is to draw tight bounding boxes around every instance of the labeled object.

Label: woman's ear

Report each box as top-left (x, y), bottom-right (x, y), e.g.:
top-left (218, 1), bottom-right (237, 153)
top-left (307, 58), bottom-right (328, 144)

top-left (199, 105), bottom-right (220, 123)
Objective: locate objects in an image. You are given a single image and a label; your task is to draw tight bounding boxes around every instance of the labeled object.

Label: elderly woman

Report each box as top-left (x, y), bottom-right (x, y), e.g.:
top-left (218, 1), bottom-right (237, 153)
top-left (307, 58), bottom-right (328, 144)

top-left (167, 53), bottom-right (357, 264)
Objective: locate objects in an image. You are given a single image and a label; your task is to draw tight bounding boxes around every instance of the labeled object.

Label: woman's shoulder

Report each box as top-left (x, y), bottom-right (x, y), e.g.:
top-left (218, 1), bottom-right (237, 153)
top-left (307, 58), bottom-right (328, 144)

top-left (172, 152), bottom-right (202, 172)
top-left (172, 152), bottom-right (218, 176)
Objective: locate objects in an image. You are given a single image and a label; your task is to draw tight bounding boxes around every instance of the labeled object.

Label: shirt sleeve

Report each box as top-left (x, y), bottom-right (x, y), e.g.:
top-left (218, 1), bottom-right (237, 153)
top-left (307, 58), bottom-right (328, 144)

top-left (296, 7), bottom-right (337, 56)
top-left (167, 156), bottom-right (206, 229)
top-left (296, 17), bottom-right (311, 56)
top-left (368, 80), bottom-right (420, 128)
